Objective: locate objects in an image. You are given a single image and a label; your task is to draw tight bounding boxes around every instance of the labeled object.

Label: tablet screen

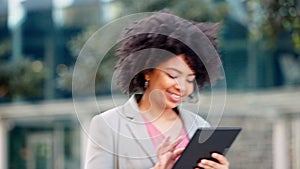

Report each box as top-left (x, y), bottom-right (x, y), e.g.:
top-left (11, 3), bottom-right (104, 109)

top-left (172, 127), bottom-right (241, 169)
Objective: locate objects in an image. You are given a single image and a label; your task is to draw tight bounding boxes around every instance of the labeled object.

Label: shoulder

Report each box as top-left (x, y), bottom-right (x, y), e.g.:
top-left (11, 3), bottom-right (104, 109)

top-left (88, 105), bottom-right (125, 142)
top-left (91, 105), bottom-right (123, 125)
top-left (180, 108), bottom-right (210, 127)
top-left (91, 95), bottom-right (138, 126)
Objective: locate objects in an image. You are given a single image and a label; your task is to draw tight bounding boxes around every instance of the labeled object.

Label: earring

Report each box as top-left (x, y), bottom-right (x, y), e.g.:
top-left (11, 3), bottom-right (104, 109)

top-left (144, 80), bottom-right (149, 88)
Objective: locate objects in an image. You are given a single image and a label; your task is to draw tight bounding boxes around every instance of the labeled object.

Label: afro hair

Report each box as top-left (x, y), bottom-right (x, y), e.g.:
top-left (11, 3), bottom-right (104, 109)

top-left (114, 10), bottom-right (223, 94)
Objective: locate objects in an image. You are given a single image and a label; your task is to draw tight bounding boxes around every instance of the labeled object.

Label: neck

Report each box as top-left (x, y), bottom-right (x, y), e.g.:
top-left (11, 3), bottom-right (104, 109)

top-left (138, 93), bottom-right (178, 121)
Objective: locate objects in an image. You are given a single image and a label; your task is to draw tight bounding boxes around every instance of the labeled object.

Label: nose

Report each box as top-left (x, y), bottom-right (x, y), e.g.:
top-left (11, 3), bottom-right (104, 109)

top-left (174, 78), bottom-right (187, 95)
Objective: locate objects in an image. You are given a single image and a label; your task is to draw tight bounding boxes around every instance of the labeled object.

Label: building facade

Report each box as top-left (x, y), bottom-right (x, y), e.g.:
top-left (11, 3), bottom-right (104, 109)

top-left (0, 0), bottom-right (300, 169)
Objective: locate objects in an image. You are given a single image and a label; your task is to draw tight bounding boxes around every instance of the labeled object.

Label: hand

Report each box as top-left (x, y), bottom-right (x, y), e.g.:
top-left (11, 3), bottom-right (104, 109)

top-left (153, 136), bottom-right (184, 169)
top-left (197, 153), bottom-right (230, 169)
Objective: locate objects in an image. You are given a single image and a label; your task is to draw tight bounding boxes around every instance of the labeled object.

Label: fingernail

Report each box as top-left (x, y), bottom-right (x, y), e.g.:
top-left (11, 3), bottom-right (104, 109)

top-left (201, 159), bottom-right (207, 164)
top-left (212, 153), bottom-right (218, 157)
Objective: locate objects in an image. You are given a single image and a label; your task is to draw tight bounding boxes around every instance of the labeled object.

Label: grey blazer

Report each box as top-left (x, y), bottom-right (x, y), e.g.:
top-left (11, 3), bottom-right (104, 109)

top-left (84, 95), bottom-right (209, 169)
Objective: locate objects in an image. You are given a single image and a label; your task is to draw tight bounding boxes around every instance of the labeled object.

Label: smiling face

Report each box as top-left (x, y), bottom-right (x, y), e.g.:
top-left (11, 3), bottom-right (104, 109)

top-left (143, 54), bottom-right (196, 110)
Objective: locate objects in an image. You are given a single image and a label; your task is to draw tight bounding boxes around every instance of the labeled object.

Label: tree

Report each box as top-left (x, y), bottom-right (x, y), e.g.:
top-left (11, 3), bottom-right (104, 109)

top-left (59, 0), bottom-right (229, 94)
top-left (0, 57), bottom-right (48, 102)
top-left (0, 38), bottom-right (47, 102)
top-left (247, 0), bottom-right (300, 50)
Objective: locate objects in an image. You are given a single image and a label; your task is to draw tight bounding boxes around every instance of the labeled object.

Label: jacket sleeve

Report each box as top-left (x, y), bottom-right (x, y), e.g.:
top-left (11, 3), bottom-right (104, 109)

top-left (84, 114), bottom-right (116, 169)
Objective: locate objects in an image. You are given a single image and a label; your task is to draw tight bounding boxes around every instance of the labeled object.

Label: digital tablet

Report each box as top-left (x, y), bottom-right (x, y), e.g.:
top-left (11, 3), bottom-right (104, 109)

top-left (172, 127), bottom-right (241, 169)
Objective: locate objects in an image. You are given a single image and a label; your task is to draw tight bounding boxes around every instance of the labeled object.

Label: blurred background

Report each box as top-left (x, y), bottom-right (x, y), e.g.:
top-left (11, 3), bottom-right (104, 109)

top-left (0, 0), bottom-right (300, 169)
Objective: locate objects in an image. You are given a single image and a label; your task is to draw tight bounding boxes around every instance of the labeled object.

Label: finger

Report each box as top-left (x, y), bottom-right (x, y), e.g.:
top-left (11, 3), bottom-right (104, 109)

top-left (158, 136), bottom-right (170, 150)
top-left (157, 136), bottom-right (171, 154)
top-left (168, 136), bottom-right (183, 151)
top-left (173, 148), bottom-right (185, 159)
top-left (198, 161), bottom-right (213, 169)
top-left (161, 136), bottom-right (171, 147)
top-left (199, 159), bottom-right (221, 169)
top-left (212, 153), bottom-right (229, 166)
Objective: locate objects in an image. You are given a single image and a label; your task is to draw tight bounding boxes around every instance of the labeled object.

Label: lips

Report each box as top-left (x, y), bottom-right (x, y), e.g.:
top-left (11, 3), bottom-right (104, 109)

top-left (167, 91), bottom-right (181, 103)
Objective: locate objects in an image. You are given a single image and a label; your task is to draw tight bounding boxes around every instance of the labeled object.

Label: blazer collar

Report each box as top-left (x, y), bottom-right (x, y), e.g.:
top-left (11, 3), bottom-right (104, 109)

top-left (122, 94), bottom-right (200, 163)
top-left (122, 94), bottom-right (141, 120)
top-left (122, 95), bottom-right (157, 164)
top-left (177, 106), bottom-right (199, 138)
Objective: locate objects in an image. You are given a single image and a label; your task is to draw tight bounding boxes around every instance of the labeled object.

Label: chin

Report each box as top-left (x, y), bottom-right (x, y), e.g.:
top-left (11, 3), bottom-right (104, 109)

top-left (165, 101), bottom-right (180, 109)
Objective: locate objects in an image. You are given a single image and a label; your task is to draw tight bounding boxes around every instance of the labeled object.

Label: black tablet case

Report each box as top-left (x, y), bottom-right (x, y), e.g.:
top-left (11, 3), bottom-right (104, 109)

top-left (172, 127), bottom-right (241, 169)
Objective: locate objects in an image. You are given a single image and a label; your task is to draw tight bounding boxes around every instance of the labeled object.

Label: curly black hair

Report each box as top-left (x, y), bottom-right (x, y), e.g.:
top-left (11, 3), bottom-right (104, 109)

top-left (115, 10), bottom-right (223, 94)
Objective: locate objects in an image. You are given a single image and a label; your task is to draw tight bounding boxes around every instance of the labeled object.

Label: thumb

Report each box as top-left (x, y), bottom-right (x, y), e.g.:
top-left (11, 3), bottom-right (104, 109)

top-left (173, 148), bottom-right (185, 158)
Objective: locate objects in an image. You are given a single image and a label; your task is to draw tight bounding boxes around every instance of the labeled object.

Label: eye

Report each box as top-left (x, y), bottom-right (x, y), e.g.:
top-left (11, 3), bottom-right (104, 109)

top-left (165, 72), bottom-right (178, 79)
top-left (186, 75), bottom-right (196, 83)
top-left (168, 74), bottom-right (178, 79)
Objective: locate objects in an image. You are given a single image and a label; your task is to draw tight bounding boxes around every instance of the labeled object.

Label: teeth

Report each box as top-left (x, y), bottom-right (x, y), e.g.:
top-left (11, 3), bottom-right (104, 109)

top-left (171, 93), bottom-right (180, 98)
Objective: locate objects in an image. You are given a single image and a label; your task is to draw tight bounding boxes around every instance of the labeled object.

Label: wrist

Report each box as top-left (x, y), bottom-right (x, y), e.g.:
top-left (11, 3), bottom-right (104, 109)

top-left (152, 162), bottom-right (162, 169)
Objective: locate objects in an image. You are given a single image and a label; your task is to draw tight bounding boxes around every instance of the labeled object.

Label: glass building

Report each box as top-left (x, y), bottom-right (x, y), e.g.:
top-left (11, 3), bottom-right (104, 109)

top-left (0, 0), bottom-right (299, 169)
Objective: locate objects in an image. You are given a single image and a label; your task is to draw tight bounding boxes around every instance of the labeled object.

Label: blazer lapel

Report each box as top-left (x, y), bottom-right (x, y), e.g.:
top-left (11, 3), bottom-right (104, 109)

top-left (122, 95), bottom-right (157, 164)
top-left (121, 95), bottom-right (206, 165)
top-left (178, 107), bottom-right (200, 139)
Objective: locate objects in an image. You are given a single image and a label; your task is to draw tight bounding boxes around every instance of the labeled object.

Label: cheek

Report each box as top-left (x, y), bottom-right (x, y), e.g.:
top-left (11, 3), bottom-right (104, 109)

top-left (150, 76), bottom-right (174, 89)
top-left (160, 76), bottom-right (176, 86)
top-left (186, 83), bottom-right (195, 95)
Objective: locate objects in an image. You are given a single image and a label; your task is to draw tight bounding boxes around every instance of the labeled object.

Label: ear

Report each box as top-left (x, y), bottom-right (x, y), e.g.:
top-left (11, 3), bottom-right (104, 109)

top-left (144, 74), bottom-right (150, 81)
top-left (143, 69), bottom-right (152, 81)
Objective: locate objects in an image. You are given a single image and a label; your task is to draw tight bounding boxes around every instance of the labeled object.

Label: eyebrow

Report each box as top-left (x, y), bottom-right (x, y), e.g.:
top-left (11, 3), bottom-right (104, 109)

top-left (165, 67), bottom-right (195, 76)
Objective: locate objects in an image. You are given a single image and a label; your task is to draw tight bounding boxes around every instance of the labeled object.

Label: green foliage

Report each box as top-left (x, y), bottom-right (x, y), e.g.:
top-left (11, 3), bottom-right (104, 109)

top-left (58, 26), bottom-right (118, 94)
top-left (59, 0), bottom-right (229, 94)
top-left (0, 57), bottom-right (48, 101)
top-left (0, 38), bottom-right (10, 57)
top-left (67, 26), bottom-right (100, 59)
top-left (121, 0), bottom-right (229, 22)
top-left (247, 0), bottom-right (300, 50)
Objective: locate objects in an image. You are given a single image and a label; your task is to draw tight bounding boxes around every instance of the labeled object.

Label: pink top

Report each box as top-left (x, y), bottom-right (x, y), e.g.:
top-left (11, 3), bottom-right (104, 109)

top-left (142, 115), bottom-right (190, 153)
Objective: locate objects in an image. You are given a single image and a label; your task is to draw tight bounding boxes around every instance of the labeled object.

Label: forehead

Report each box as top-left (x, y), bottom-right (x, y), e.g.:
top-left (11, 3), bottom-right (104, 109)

top-left (156, 55), bottom-right (194, 73)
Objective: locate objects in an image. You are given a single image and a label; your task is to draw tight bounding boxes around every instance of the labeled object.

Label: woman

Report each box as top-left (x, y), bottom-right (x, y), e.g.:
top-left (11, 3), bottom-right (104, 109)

top-left (85, 11), bottom-right (228, 169)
